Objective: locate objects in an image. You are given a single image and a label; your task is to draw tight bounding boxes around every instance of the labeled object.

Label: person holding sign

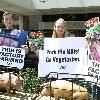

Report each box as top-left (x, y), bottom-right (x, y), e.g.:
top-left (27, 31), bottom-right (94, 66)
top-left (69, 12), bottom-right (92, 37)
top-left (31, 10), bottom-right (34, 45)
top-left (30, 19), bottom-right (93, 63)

top-left (0, 11), bottom-right (29, 93)
top-left (0, 11), bottom-right (29, 54)
top-left (84, 17), bottom-right (100, 99)
top-left (0, 11), bottom-right (29, 69)
top-left (52, 18), bottom-right (74, 38)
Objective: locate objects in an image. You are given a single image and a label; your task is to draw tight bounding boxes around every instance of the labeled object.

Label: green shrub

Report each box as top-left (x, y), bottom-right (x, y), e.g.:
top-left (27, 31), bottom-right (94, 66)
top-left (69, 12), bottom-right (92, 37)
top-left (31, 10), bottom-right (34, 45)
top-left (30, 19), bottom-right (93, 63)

top-left (22, 68), bottom-right (44, 94)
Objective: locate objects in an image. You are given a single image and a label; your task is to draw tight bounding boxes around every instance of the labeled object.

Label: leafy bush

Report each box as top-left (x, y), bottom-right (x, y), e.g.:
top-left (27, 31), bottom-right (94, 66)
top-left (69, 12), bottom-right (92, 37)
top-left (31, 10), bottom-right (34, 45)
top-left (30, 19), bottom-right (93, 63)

top-left (22, 68), bottom-right (44, 94)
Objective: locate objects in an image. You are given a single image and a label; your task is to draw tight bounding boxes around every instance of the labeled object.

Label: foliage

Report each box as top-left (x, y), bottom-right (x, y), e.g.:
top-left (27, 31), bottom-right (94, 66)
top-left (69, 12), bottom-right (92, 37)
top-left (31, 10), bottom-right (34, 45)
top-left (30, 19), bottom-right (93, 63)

top-left (22, 68), bottom-right (45, 94)
top-left (76, 80), bottom-right (95, 100)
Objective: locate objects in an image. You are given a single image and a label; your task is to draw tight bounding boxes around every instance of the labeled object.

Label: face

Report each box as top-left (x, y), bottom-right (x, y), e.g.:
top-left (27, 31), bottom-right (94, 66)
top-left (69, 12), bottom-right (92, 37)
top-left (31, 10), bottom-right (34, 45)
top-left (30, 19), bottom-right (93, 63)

top-left (3, 14), bottom-right (13, 29)
top-left (55, 22), bottom-right (66, 38)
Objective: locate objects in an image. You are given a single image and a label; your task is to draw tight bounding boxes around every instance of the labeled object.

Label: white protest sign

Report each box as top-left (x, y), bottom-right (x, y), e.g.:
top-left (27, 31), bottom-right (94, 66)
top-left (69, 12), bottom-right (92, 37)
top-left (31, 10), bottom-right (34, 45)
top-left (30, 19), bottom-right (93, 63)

top-left (0, 46), bottom-right (25, 69)
top-left (38, 37), bottom-right (86, 78)
top-left (84, 60), bottom-right (100, 86)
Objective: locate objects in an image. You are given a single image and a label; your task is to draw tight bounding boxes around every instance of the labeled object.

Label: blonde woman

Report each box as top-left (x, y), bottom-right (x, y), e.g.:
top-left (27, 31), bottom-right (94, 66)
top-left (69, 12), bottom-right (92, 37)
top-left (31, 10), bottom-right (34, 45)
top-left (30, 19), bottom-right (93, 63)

top-left (52, 18), bottom-right (69, 38)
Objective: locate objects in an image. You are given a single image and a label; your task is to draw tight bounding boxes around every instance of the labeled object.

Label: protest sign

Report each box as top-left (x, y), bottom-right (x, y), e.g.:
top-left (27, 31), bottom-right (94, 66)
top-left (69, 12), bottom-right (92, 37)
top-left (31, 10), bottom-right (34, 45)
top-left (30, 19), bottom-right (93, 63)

top-left (38, 37), bottom-right (86, 78)
top-left (83, 60), bottom-right (100, 86)
top-left (0, 46), bottom-right (25, 69)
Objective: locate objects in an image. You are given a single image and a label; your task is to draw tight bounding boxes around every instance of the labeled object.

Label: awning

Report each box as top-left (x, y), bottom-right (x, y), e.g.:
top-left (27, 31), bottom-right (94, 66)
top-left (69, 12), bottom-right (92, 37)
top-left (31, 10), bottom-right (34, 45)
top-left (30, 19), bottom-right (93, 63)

top-left (0, 0), bottom-right (100, 15)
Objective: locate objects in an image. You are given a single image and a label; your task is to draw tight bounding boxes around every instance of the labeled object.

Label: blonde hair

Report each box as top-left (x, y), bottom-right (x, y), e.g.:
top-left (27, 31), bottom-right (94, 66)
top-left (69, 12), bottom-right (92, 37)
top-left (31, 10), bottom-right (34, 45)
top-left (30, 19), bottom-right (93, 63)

top-left (52, 18), bottom-right (69, 38)
top-left (2, 11), bottom-right (12, 19)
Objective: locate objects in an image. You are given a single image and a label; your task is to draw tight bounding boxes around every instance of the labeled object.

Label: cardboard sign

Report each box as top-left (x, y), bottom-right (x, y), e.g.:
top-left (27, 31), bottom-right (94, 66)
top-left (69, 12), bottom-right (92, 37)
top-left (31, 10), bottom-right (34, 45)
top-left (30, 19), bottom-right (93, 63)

top-left (0, 46), bottom-right (25, 69)
top-left (38, 37), bottom-right (86, 78)
top-left (84, 60), bottom-right (100, 86)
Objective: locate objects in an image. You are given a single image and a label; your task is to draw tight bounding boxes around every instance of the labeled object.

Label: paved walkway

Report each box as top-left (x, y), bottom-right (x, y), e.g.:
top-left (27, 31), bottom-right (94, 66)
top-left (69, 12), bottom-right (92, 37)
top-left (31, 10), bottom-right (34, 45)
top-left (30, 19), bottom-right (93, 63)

top-left (0, 91), bottom-right (37, 100)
